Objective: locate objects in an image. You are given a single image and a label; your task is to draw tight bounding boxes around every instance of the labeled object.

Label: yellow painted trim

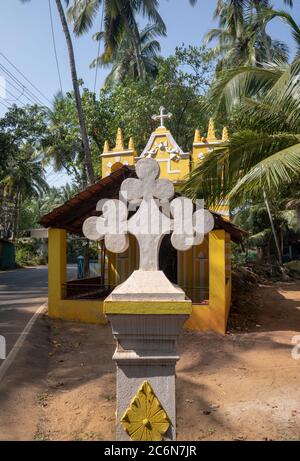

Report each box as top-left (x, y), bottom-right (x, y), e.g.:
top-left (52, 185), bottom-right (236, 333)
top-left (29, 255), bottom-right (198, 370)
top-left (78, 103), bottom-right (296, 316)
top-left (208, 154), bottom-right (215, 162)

top-left (48, 228), bottom-right (107, 325)
top-left (208, 230), bottom-right (227, 333)
top-left (104, 300), bottom-right (192, 315)
top-left (184, 230), bottom-right (230, 334)
top-left (185, 304), bottom-right (212, 332)
top-left (48, 228), bottom-right (67, 318)
top-left (50, 299), bottom-right (107, 325)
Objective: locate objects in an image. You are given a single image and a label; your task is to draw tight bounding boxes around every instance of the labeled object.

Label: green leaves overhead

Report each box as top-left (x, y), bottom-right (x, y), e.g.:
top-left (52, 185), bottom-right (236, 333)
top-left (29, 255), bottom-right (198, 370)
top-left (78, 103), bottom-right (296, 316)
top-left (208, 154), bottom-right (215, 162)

top-left (91, 23), bottom-right (162, 87)
top-left (228, 142), bottom-right (300, 203)
top-left (205, 0), bottom-right (292, 69)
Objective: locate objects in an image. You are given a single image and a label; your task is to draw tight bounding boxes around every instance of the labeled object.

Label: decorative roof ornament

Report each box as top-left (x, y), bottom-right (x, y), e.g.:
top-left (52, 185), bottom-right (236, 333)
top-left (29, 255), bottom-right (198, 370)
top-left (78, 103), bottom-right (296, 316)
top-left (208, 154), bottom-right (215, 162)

top-left (141, 108), bottom-right (188, 159)
top-left (194, 129), bottom-right (201, 143)
top-left (152, 106), bottom-right (172, 129)
top-left (222, 127), bottom-right (229, 142)
top-left (145, 141), bottom-right (180, 161)
top-left (114, 128), bottom-right (125, 152)
top-left (128, 137), bottom-right (135, 151)
top-left (103, 140), bottom-right (110, 153)
top-left (207, 118), bottom-right (217, 142)
top-left (146, 149), bottom-right (157, 158)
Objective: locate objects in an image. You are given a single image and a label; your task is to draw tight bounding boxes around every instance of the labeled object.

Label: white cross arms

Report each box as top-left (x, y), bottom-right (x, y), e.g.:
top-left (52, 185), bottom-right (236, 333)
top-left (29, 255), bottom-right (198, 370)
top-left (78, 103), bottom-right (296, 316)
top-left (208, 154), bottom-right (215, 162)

top-left (83, 158), bottom-right (214, 271)
top-left (152, 106), bottom-right (172, 128)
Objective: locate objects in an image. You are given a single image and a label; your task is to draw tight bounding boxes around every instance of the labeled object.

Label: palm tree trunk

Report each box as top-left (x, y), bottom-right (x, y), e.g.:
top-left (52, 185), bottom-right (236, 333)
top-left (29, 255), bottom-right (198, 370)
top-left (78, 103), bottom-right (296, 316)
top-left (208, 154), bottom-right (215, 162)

top-left (252, 1), bottom-right (272, 62)
top-left (131, 28), bottom-right (144, 79)
top-left (12, 190), bottom-right (20, 240)
top-left (119, 9), bottom-right (144, 79)
top-left (264, 190), bottom-right (283, 266)
top-left (261, 26), bottom-right (272, 62)
top-left (55, 0), bottom-right (95, 184)
top-left (295, 205), bottom-right (300, 233)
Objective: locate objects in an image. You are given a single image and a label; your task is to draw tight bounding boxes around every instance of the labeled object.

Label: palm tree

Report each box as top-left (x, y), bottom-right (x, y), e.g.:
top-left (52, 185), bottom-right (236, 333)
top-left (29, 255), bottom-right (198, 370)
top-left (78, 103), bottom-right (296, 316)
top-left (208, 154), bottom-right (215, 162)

top-left (21, 0), bottom-right (95, 184)
top-left (68, 0), bottom-right (166, 80)
top-left (183, 10), bottom-right (300, 210)
top-left (91, 23), bottom-right (162, 87)
top-left (205, 0), bottom-right (292, 69)
top-left (1, 146), bottom-right (49, 238)
top-left (68, 0), bottom-right (197, 80)
top-left (44, 93), bottom-right (83, 181)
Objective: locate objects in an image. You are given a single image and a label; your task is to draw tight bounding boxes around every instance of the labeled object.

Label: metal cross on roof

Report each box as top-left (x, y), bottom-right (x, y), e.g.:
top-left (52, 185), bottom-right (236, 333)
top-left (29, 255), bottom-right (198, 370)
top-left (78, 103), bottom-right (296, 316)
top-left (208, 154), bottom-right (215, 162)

top-left (152, 106), bottom-right (172, 128)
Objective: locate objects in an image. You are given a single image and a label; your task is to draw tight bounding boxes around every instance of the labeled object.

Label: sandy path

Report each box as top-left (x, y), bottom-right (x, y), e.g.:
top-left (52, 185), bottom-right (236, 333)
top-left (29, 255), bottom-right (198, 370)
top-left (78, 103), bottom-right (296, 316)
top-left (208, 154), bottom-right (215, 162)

top-left (177, 282), bottom-right (300, 440)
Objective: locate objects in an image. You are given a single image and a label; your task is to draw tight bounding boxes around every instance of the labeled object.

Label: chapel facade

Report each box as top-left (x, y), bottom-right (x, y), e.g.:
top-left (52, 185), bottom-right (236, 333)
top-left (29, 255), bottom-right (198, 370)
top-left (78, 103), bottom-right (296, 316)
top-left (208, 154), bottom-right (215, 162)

top-left (41, 110), bottom-right (245, 334)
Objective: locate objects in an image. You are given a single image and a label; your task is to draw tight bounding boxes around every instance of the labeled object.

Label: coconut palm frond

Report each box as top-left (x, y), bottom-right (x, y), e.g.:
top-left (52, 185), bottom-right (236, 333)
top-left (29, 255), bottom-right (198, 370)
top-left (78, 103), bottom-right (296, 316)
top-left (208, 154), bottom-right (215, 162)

top-left (68, 0), bottom-right (101, 35)
top-left (228, 142), bottom-right (300, 205)
top-left (209, 65), bottom-right (283, 113)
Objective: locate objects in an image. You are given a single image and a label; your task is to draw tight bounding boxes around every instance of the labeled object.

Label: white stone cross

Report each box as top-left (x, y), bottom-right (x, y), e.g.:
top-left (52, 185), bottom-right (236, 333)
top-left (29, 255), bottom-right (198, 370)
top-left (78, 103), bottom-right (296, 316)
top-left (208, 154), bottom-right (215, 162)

top-left (152, 106), bottom-right (172, 128)
top-left (83, 158), bottom-right (214, 272)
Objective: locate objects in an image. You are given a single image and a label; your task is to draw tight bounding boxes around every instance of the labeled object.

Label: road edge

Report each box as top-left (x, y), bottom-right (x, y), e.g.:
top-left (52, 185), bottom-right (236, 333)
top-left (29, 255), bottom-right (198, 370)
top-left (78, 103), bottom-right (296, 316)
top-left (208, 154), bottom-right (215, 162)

top-left (0, 303), bottom-right (48, 383)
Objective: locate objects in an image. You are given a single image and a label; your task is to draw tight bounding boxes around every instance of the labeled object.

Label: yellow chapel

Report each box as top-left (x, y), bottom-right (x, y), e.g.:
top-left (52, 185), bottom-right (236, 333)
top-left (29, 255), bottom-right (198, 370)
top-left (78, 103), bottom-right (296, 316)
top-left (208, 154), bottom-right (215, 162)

top-left (41, 109), bottom-right (245, 334)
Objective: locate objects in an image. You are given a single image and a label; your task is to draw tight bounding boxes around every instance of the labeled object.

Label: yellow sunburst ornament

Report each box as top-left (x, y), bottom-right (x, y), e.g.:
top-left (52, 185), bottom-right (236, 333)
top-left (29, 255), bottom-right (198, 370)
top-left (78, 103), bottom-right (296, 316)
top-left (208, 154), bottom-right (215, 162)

top-left (120, 381), bottom-right (171, 441)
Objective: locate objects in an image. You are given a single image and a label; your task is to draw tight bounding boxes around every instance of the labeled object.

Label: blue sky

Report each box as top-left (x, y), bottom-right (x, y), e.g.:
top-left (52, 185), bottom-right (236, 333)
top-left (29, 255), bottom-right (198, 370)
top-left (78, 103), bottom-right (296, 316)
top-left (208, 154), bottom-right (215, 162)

top-left (0, 0), bottom-right (297, 185)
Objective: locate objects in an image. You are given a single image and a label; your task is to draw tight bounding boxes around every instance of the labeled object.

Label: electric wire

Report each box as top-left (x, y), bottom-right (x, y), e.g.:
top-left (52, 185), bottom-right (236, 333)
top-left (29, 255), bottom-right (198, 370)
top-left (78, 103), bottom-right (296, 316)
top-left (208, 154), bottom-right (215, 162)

top-left (0, 62), bottom-right (45, 106)
top-left (48, 0), bottom-right (63, 94)
top-left (0, 51), bottom-right (52, 105)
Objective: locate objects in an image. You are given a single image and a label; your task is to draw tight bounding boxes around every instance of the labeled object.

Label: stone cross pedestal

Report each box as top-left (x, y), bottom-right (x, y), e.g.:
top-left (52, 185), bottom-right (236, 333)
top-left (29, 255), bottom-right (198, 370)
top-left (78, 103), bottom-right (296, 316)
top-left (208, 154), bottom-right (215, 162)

top-left (83, 158), bottom-right (214, 441)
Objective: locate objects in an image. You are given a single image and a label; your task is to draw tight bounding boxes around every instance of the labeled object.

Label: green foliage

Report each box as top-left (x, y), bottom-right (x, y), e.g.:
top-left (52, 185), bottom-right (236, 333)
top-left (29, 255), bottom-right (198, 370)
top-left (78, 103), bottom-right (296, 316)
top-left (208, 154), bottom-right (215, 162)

top-left (15, 239), bottom-right (47, 266)
top-left (68, 0), bottom-right (167, 81)
top-left (0, 105), bottom-right (49, 239)
top-left (18, 184), bottom-right (80, 235)
top-left (91, 23), bottom-right (163, 88)
top-left (0, 44), bottom-right (214, 241)
top-left (182, 8), bottom-right (300, 209)
top-left (67, 239), bottom-right (98, 264)
top-left (98, 45), bottom-right (214, 152)
top-left (0, 104), bottom-right (49, 148)
top-left (232, 202), bottom-right (294, 262)
top-left (285, 260), bottom-right (300, 276)
top-left (43, 46), bottom-right (214, 168)
top-left (206, 0), bottom-right (292, 70)
top-left (43, 89), bottom-right (109, 185)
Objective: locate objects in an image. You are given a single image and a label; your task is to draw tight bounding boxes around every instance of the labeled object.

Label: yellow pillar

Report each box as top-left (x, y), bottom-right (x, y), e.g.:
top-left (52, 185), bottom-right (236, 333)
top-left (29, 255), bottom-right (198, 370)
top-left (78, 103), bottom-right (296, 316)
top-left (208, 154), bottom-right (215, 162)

top-left (48, 228), bottom-right (67, 318)
top-left (209, 230), bottom-right (227, 334)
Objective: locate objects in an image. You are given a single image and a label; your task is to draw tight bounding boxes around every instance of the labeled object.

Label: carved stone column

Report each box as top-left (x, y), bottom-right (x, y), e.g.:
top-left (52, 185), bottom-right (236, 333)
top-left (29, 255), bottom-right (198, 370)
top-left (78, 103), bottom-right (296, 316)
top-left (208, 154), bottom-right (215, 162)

top-left (104, 272), bottom-right (191, 441)
top-left (83, 156), bottom-right (214, 441)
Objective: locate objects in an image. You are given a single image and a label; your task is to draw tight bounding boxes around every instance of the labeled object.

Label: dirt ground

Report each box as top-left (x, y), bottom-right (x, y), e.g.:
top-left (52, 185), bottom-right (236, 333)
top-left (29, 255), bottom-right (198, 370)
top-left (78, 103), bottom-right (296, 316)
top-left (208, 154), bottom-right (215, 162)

top-left (1, 281), bottom-right (300, 441)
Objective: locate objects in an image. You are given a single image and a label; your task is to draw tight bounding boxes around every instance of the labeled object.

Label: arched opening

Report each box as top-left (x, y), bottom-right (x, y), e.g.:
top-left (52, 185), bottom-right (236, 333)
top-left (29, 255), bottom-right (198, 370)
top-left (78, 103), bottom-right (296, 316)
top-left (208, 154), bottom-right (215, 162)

top-left (159, 234), bottom-right (178, 284)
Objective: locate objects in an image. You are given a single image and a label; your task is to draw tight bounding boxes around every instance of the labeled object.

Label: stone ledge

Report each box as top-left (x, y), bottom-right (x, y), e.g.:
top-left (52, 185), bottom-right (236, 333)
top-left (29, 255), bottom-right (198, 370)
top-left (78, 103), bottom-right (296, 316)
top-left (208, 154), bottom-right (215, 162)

top-left (113, 351), bottom-right (180, 365)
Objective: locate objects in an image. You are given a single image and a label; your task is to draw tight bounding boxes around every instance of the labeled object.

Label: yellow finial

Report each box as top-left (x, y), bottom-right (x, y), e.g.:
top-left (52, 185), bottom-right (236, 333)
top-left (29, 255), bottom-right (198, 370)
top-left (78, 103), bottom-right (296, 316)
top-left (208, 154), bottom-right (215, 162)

top-left (114, 128), bottom-right (125, 151)
top-left (103, 140), bottom-right (110, 153)
top-left (128, 136), bottom-right (135, 151)
top-left (207, 118), bottom-right (217, 142)
top-left (222, 127), bottom-right (229, 142)
top-left (193, 129), bottom-right (201, 144)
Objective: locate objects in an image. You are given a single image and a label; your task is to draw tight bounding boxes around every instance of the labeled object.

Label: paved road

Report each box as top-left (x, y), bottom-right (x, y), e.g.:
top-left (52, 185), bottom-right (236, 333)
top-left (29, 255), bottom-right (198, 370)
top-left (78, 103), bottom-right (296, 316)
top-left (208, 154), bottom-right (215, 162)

top-left (0, 265), bottom-right (76, 366)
